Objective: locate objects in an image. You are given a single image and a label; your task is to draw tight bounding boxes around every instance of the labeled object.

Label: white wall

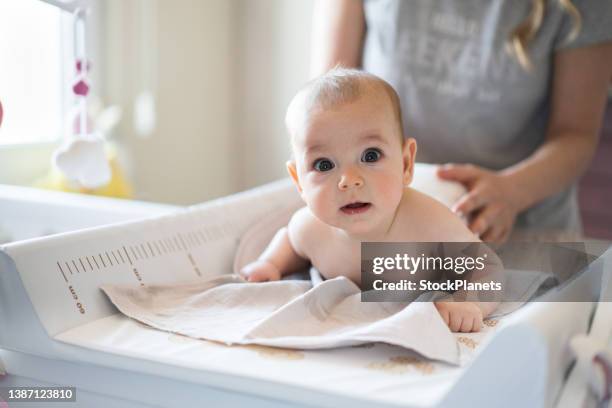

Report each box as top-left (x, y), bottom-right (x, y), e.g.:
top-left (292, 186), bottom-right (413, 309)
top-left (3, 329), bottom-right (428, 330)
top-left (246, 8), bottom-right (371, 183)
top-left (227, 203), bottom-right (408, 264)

top-left (103, 0), bottom-right (238, 205)
top-left (101, 0), bottom-right (313, 205)
top-left (235, 0), bottom-right (313, 190)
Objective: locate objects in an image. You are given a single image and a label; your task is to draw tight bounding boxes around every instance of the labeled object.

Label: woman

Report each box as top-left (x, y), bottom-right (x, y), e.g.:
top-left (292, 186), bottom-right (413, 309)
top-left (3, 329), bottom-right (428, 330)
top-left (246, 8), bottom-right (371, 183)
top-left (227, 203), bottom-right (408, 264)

top-left (310, 0), bottom-right (612, 243)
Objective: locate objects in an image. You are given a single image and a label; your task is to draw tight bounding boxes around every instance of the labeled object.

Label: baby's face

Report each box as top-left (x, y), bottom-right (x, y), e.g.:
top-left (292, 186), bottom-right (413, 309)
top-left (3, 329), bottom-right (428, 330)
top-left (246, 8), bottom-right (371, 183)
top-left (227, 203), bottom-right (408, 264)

top-left (288, 92), bottom-right (414, 236)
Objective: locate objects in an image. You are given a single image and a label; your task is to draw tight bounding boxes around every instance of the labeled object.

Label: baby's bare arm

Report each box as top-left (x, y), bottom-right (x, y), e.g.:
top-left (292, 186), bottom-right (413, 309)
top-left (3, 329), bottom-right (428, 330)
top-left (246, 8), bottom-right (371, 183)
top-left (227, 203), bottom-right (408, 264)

top-left (403, 191), bottom-right (503, 330)
top-left (240, 210), bottom-right (310, 282)
top-left (434, 242), bottom-right (503, 330)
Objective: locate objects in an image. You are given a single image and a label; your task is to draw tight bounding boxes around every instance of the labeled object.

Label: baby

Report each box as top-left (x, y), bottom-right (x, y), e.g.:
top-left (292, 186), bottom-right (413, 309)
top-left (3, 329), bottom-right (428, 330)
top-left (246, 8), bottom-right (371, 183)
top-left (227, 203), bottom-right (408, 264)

top-left (241, 68), bottom-right (498, 333)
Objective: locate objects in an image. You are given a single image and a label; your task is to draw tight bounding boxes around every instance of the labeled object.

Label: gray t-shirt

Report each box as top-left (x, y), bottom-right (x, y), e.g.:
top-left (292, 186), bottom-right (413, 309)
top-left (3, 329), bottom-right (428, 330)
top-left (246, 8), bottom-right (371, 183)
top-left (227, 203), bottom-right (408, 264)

top-left (362, 0), bottom-right (612, 231)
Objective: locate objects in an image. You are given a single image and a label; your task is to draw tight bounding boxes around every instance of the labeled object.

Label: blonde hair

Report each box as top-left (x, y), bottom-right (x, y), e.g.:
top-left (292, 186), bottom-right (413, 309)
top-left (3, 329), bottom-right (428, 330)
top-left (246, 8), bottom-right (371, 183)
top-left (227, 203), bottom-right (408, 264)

top-left (509, 0), bottom-right (582, 70)
top-left (285, 67), bottom-right (404, 140)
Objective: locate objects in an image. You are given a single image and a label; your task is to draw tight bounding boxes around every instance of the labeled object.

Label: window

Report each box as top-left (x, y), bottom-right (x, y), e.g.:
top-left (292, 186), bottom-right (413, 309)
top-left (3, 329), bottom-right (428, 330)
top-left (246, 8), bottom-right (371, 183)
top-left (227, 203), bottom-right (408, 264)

top-left (0, 0), bottom-right (74, 145)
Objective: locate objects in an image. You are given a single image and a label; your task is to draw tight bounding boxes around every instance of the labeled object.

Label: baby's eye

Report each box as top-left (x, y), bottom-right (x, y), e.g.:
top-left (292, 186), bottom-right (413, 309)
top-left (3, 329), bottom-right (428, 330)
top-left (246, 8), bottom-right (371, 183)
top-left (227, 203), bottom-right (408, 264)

top-left (361, 148), bottom-right (382, 163)
top-left (313, 158), bottom-right (335, 172)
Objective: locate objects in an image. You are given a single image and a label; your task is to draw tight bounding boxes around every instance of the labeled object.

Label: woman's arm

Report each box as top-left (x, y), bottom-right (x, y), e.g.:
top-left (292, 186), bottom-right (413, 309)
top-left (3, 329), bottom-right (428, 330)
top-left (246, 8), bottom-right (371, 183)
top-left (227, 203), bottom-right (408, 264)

top-left (502, 42), bottom-right (612, 211)
top-left (438, 42), bottom-right (612, 242)
top-left (310, 0), bottom-right (366, 77)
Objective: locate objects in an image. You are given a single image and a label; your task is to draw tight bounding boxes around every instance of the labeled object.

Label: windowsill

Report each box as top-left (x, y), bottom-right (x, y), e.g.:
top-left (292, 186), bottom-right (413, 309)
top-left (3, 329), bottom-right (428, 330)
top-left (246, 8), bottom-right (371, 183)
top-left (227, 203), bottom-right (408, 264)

top-left (0, 141), bottom-right (60, 186)
top-left (0, 140), bottom-right (59, 149)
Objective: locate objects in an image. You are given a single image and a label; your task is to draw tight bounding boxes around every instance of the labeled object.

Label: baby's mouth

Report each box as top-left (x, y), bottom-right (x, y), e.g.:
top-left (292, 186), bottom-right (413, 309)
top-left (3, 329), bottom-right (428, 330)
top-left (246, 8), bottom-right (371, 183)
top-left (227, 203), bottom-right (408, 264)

top-left (340, 202), bottom-right (372, 215)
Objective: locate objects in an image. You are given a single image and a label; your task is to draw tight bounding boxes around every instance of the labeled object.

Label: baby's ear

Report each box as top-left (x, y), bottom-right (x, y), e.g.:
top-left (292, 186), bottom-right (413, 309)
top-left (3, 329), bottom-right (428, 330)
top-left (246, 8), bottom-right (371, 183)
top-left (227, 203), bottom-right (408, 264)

top-left (286, 160), bottom-right (303, 193)
top-left (402, 137), bottom-right (417, 186)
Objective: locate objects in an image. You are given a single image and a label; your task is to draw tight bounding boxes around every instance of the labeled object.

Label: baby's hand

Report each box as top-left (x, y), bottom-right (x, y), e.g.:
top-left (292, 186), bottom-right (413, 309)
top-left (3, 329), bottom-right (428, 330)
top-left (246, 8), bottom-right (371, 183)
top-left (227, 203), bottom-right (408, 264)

top-left (434, 301), bottom-right (483, 333)
top-left (240, 260), bottom-right (281, 282)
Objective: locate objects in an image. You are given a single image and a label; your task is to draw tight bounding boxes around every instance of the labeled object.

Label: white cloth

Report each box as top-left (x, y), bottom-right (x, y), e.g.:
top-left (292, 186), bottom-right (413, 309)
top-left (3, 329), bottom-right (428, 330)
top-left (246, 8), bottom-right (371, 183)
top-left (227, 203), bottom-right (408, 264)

top-left (101, 274), bottom-right (461, 365)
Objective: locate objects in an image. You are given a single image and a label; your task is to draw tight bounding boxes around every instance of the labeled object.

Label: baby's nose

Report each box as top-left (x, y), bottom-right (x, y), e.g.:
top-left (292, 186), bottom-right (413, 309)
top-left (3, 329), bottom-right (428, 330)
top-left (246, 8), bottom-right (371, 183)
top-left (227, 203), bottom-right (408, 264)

top-left (338, 171), bottom-right (364, 190)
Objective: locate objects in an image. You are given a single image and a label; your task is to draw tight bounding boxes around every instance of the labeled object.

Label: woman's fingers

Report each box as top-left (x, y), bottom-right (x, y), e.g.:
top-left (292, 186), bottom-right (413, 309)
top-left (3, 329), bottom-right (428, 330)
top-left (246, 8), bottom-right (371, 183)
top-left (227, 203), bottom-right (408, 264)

top-left (437, 163), bottom-right (482, 184)
top-left (498, 227), bottom-right (512, 243)
top-left (453, 188), bottom-right (488, 216)
top-left (482, 225), bottom-right (509, 244)
top-left (469, 203), bottom-right (501, 236)
top-left (438, 164), bottom-right (517, 243)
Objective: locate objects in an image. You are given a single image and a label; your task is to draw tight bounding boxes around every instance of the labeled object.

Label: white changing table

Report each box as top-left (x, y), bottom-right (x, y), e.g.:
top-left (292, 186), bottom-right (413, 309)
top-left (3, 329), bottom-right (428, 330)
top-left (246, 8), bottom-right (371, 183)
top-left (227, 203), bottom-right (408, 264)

top-left (0, 181), bottom-right (608, 408)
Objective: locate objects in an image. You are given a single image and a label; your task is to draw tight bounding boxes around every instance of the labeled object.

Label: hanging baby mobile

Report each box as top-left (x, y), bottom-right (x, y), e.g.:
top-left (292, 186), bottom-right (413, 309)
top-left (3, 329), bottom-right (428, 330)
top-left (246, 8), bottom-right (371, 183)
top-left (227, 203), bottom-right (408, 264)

top-left (53, 7), bottom-right (111, 189)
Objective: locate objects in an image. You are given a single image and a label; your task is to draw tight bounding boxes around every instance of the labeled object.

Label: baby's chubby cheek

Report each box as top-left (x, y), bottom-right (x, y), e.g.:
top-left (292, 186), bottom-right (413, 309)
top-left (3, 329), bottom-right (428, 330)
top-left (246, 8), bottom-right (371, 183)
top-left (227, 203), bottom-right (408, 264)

top-left (372, 176), bottom-right (404, 204)
top-left (302, 185), bottom-right (340, 223)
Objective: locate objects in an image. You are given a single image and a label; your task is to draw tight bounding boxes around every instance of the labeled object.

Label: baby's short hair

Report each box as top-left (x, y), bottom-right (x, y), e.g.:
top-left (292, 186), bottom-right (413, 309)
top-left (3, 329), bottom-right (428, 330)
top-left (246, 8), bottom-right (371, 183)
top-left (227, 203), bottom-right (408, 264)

top-left (285, 67), bottom-right (404, 140)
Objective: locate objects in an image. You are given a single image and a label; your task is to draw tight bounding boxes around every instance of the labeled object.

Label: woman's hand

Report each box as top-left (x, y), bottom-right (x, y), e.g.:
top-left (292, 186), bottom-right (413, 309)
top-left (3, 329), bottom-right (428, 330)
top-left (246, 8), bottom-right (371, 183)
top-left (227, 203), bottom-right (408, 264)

top-left (437, 164), bottom-right (520, 243)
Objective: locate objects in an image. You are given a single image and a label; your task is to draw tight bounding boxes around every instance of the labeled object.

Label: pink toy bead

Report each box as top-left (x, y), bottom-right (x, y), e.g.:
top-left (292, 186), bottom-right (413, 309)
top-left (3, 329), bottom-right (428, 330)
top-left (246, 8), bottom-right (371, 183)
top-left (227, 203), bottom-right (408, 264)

top-left (76, 59), bottom-right (91, 73)
top-left (0, 99), bottom-right (3, 128)
top-left (73, 79), bottom-right (90, 96)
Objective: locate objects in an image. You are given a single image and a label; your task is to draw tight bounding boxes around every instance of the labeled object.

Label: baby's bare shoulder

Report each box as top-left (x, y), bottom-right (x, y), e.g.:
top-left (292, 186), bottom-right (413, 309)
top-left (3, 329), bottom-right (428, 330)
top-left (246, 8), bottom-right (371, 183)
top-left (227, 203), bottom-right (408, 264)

top-left (288, 206), bottom-right (319, 232)
top-left (287, 207), bottom-right (330, 255)
top-left (398, 189), bottom-right (478, 242)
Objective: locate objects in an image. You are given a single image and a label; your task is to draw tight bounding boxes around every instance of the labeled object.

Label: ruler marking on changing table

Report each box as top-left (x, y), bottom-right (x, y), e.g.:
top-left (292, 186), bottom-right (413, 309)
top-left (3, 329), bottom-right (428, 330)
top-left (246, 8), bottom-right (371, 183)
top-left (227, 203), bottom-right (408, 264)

top-left (187, 253), bottom-right (202, 277)
top-left (130, 246), bottom-right (138, 260)
top-left (178, 234), bottom-right (188, 251)
top-left (123, 246), bottom-right (133, 265)
top-left (105, 252), bottom-right (113, 266)
top-left (147, 242), bottom-right (155, 257)
top-left (153, 241), bottom-right (161, 256)
top-left (184, 233), bottom-right (193, 248)
top-left (204, 228), bottom-right (213, 241)
top-left (98, 254), bottom-right (106, 268)
top-left (201, 229), bottom-right (210, 241)
top-left (57, 262), bottom-right (68, 283)
top-left (141, 243), bottom-right (148, 258)
top-left (48, 228), bottom-right (229, 289)
top-left (159, 240), bottom-right (167, 254)
top-left (197, 230), bottom-right (207, 243)
top-left (139, 243), bottom-right (148, 259)
top-left (117, 249), bottom-right (125, 264)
